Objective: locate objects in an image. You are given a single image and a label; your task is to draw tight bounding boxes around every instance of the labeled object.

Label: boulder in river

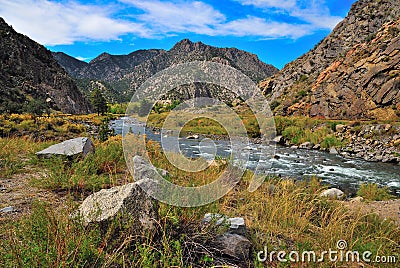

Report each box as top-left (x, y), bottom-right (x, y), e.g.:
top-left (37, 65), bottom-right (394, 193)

top-left (299, 141), bottom-right (314, 149)
top-left (273, 135), bottom-right (283, 144)
top-left (186, 134), bottom-right (199, 139)
top-left (329, 147), bottom-right (338, 154)
top-left (36, 137), bottom-right (94, 158)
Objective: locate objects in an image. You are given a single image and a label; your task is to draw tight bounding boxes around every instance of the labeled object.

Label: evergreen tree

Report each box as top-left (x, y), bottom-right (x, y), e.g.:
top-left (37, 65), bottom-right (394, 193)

top-left (90, 88), bottom-right (107, 115)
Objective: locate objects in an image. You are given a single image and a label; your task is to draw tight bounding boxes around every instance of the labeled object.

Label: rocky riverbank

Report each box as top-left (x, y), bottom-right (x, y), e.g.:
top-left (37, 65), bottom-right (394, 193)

top-left (275, 123), bottom-right (400, 164)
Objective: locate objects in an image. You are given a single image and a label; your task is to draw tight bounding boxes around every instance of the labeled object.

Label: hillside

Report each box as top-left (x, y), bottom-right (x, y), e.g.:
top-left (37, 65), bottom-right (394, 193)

top-left (260, 0), bottom-right (400, 120)
top-left (53, 49), bottom-right (164, 82)
top-left (0, 18), bottom-right (90, 114)
top-left (54, 39), bottom-right (278, 102)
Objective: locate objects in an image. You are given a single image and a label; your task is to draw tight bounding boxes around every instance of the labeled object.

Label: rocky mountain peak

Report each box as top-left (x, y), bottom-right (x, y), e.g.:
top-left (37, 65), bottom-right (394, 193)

top-left (170, 39), bottom-right (209, 53)
top-left (89, 52), bottom-right (111, 64)
top-left (55, 39), bottom-right (278, 102)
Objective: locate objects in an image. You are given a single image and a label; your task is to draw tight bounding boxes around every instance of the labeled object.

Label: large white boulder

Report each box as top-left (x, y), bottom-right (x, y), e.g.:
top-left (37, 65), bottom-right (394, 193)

top-left (76, 181), bottom-right (159, 232)
top-left (36, 137), bottom-right (94, 158)
top-left (320, 188), bottom-right (345, 200)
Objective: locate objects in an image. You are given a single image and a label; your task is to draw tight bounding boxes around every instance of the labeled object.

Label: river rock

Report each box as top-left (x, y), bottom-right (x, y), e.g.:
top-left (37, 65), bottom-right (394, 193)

top-left (186, 134), bottom-right (199, 139)
top-left (299, 141), bottom-right (314, 149)
top-left (273, 135), bottom-right (283, 144)
top-left (36, 137), bottom-right (94, 158)
top-left (335, 124), bottom-right (346, 132)
top-left (0, 206), bottom-right (14, 213)
top-left (329, 147), bottom-right (338, 154)
top-left (214, 233), bottom-right (251, 260)
top-left (320, 188), bottom-right (345, 200)
top-left (76, 181), bottom-right (159, 232)
top-left (313, 143), bottom-right (321, 150)
top-left (202, 213), bottom-right (246, 235)
top-left (350, 196), bottom-right (364, 202)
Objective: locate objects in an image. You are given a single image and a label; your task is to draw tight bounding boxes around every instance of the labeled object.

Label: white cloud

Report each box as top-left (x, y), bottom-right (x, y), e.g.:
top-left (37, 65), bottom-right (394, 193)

top-left (217, 16), bottom-right (312, 39)
top-left (120, 0), bottom-right (225, 36)
top-left (120, 0), bottom-right (321, 39)
top-left (75, 56), bottom-right (90, 61)
top-left (236, 0), bottom-right (297, 9)
top-left (0, 0), bottom-right (343, 45)
top-left (235, 0), bottom-right (342, 30)
top-left (0, 0), bottom-right (150, 45)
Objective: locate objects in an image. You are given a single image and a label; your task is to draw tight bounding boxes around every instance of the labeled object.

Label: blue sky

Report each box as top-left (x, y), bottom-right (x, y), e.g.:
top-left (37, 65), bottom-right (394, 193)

top-left (0, 0), bottom-right (356, 69)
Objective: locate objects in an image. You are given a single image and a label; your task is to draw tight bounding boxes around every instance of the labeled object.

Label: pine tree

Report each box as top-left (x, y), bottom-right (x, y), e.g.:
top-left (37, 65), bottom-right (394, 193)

top-left (90, 88), bottom-right (107, 115)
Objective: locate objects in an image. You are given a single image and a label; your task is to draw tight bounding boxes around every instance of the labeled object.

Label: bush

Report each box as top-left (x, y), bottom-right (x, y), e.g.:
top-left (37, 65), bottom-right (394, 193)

top-left (357, 183), bottom-right (395, 201)
top-left (269, 100), bottom-right (280, 111)
top-left (320, 135), bottom-right (344, 149)
top-left (282, 126), bottom-right (304, 144)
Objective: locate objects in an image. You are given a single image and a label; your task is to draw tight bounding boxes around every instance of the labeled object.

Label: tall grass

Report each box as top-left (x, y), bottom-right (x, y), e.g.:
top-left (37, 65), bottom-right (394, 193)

top-left (0, 137), bottom-right (53, 177)
top-left (1, 136), bottom-right (399, 267)
top-left (31, 136), bottom-right (127, 193)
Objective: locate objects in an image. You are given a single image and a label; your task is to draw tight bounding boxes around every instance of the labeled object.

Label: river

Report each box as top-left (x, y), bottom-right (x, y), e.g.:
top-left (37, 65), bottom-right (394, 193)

top-left (111, 117), bottom-right (400, 196)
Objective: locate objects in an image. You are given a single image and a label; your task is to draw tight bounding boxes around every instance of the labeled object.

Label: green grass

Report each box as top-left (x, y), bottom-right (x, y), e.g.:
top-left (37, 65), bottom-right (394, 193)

top-left (147, 109), bottom-right (261, 138)
top-left (0, 137), bottom-right (54, 177)
top-left (31, 136), bottom-right (127, 193)
top-left (0, 113), bottom-right (117, 141)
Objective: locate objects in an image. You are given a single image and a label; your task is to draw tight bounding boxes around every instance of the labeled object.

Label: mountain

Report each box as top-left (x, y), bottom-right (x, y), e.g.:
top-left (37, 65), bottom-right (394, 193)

top-left (0, 17), bottom-right (90, 114)
top-left (260, 0), bottom-right (400, 120)
top-left (54, 39), bottom-right (278, 102)
top-left (53, 49), bottom-right (164, 82)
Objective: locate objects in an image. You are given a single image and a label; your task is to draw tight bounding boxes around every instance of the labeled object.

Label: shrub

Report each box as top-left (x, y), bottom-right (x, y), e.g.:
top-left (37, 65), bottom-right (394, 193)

top-left (269, 100), bottom-right (280, 111)
top-left (357, 183), bottom-right (395, 201)
top-left (320, 135), bottom-right (344, 149)
top-left (282, 126), bottom-right (304, 144)
top-left (297, 90), bottom-right (307, 98)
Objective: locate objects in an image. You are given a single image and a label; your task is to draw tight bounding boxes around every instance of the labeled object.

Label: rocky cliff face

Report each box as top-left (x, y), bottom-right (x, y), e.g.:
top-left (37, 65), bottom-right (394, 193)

top-left (260, 0), bottom-right (400, 120)
top-left (0, 18), bottom-right (90, 114)
top-left (55, 39), bottom-right (278, 102)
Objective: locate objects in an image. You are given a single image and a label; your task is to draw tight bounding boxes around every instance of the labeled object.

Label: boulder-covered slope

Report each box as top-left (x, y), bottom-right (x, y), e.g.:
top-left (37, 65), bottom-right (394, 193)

top-left (260, 0), bottom-right (400, 120)
top-left (0, 17), bottom-right (90, 114)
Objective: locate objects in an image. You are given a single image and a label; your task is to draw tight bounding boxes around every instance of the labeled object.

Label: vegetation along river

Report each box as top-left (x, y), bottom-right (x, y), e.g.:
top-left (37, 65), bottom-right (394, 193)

top-left (111, 117), bottom-right (400, 196)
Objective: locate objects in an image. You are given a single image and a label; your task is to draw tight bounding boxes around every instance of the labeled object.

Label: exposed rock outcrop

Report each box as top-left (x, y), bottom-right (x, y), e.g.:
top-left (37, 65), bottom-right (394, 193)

top-left (260, 0), bottom-right (400, 120)
top-left (0, 17), bottom-right (90, 114)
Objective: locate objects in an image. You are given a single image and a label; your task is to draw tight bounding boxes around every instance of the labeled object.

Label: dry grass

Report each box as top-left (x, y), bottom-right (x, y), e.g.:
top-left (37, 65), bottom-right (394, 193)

top-left (0, 134), bottom-right (399, 267)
